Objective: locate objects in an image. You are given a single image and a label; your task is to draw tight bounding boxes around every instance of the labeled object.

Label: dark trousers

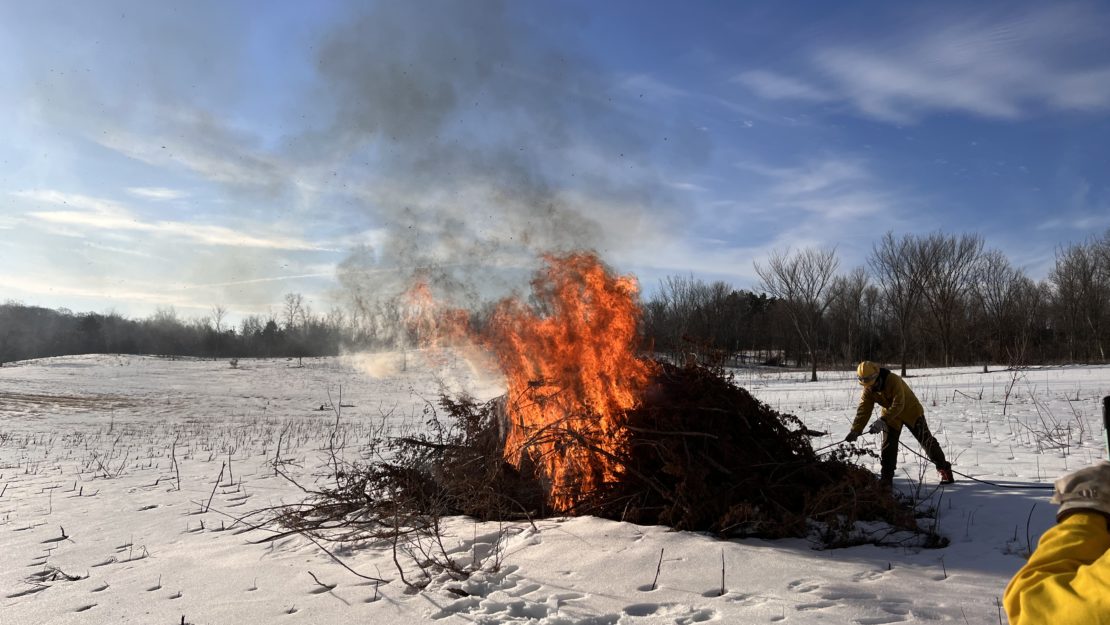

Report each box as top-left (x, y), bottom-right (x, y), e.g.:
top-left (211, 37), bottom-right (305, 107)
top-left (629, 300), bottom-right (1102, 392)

top-left (880, 415), bottom-right (950, 483)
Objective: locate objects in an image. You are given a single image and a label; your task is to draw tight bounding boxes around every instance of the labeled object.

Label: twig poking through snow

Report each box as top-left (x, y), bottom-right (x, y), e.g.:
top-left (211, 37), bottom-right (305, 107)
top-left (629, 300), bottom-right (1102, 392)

top-left (719, 549), bottom-right (726, 596)
top-left (307, 570), bottom-right (337, 591)
top-left (204, 462), bottom-right (226, 513)
top-left (650, 548), bottom-right (664, 591)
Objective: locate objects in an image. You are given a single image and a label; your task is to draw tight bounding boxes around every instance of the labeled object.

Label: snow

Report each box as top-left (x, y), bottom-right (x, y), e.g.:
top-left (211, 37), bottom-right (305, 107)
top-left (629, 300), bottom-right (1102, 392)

top-left (1, 354), bottom-right (1106, 624)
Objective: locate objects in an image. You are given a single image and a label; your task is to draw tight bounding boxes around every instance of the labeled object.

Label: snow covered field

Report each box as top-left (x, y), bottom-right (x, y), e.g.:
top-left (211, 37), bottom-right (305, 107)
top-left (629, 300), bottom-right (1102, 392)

top-left (1, 354), bottom-right (1106, 624)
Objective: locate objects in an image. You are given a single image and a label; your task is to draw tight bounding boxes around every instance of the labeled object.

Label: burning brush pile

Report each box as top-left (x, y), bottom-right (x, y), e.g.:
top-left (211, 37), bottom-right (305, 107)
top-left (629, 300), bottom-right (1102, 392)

top-left (270, 253), bottom-right (936, 560)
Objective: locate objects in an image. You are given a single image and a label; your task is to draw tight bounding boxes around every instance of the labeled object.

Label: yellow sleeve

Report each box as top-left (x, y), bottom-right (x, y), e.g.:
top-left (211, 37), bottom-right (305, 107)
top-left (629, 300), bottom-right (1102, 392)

top-left (851, 390), bottom-right (874, 434)
top-left (1004, 512), bottom-right (1110, 625)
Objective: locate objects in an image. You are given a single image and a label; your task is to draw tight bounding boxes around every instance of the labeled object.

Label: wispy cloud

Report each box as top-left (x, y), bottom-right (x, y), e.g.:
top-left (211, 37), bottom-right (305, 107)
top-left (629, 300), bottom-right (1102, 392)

top-left (736, 5), bottom-right (1110, 123)
top-left (99, 116), bottom-right (289, 194)
top-left (732, 70), bottom-right (832, 102)
top-left (736, 157), bottom-right (888, 221)
top-left (667, 181), bottom-right (708, 192)
top-left (617, 72), bottom-right (801, 127)
top-left (183, 272), bottom-right (335, 290)
top-left (15, 189), bottom-right (333, 251)
top-left (0, 273), bottom-right (200, 309)
top-left (126, 186), bottom-right (189, 201)
top-left (1036, 215), bottom-right (1110, 231)
top-left (723, 155), bottom-right (911, 270)
top-left (82, 241), bottom-right (159, 259)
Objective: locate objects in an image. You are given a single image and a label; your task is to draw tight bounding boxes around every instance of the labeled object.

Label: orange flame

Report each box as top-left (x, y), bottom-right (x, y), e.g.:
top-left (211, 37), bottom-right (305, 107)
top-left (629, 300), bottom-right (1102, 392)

top-left (402, 281), bottom-right (471, 365)
top-left (481, 252), bottom-right (656, 512)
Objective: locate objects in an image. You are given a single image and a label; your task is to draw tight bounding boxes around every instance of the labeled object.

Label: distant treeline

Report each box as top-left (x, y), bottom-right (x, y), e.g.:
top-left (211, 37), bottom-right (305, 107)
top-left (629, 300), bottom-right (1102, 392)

top-left (3, 230), bottom-right (1108, 373)
top-left (643, 230), bottom-right (1110, 377)
top-left (0, 302), bottom-right (339, 363)
top-left (0, 291), bottom-right (470, 364)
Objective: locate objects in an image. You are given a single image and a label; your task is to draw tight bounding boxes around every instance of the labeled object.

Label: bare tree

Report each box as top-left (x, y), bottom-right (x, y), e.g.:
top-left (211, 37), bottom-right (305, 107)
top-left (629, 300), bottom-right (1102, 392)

top-left (916, 232), bottom-right (983, 367)
top-left (282, 293), bottom-right (306, 332)
top-left (211, 305), bottom-right (228, 335)
top-left (971, 250), bottom-right (1023, 371)
top-left (754, 247), bottom-right (839, 381)
top-left (1050, 240), bottom-right (1108, 362)
top-left (651, 275), bottom-right (698, 361)
top-left (208, 304), bottom-right (229, 359)
top-left (642, 276), bottom-right (754, 365)
top-left (868, 232), bottom-right (925, 376)
top-left (826, 267), bottom-right (869, 365)
top-left (1007, 276), bottom-right (1046, 367)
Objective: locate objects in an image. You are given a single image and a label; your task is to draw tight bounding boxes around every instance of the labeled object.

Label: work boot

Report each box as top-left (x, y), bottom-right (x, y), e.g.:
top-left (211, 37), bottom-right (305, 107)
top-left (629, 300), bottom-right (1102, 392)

top-left (937, 467), bottom-right (955, 485)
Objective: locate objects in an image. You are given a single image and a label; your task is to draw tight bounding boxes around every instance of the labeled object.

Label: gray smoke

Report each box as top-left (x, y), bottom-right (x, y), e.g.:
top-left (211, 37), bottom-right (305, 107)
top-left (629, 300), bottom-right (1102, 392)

top-left (13, 1), bottom-right (699, 317)
top-left (310, 0), bottom-right (677, 312)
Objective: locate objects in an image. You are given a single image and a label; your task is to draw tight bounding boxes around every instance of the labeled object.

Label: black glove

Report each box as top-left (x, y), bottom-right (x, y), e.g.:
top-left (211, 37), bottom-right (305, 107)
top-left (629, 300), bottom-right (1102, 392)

top-left (844, 431), bottom-right (860, 443)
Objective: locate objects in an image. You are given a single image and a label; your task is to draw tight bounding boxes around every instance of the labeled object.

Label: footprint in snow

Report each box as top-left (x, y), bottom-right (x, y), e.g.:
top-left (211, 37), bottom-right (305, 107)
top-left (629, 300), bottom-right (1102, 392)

top-left (623, 603), bottom-right (662, 616)
top-left (851, 569), bottom-right (890, 582)
top-left (819, 585), bottom-right (878, 602)
top-left (509, 582), bottom-right (542, 597)
top-left (428, 596), bottom-right (481, 620)
top-left (786, 579), bottom-right (822, 593)
top-left (676, 607), bottom-right (719, 624)
top-left (797, 600), bottom-right (836, 611)
top-left (720, 592), bottom-right (767, 607)
top-left (856, 616), bottom-right (907, 625)
top-left (623, 602), bottom-right (714, 622)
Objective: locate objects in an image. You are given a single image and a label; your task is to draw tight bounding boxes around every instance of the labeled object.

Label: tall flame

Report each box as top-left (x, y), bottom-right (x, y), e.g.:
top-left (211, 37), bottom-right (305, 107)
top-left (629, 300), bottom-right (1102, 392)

top-left (403, 281), bottom-right (471, 354)
top-left (482, 252), bottom-right (656, 512)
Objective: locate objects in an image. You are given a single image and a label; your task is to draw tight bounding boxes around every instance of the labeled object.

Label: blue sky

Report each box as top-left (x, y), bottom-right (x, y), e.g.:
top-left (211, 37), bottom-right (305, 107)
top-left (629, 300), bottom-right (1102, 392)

top-left (2, 1), bottom-right (1109, 321)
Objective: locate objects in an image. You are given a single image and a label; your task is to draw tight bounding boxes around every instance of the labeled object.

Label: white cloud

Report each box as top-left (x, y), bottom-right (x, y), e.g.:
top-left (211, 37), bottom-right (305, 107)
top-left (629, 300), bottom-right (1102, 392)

top-left (737, 5), bottom-right (1110, 123)
top-left (183, 272), bottom-right (335, 290)
top-left (82, 241), bottom-right (159, 259)
top-left (604, 154), bottom-right (910, 289)
top-left (15, 189), bottom-right (333, 251)
top-left (101, 128), bottom-right (287, 192)
top-left (1036, 214), bottom-right (1110, 231)
top-left (726, 155), bottom-right (906, 262)
top-left (815, 47), bottom-right (1024, 123)
top-left (60, 103), bottom-right (293, 197)
top-left (0, 273), bottom-right (193, 308)
top-left (738, 158), bottom-right (871, 197)
top-left (733, 70), bottom-right (832, 102)
top-left (667, 181), bottom-right (708, 192)
top-left (616, 73), bottom-right (797, 127)
top-left (126, 187), bottom-right (189, 201)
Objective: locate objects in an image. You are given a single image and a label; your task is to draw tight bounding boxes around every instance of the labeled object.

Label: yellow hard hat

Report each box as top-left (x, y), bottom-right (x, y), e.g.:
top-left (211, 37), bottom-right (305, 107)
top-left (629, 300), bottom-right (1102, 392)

top-left (856, 361), bottom-right (879, 386)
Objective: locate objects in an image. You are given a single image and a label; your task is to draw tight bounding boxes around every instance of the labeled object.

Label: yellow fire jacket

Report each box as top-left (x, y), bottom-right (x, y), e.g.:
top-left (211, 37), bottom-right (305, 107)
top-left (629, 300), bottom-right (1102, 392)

top-left (1004, 512), bottom-right (1110, 624)
top-left (850, 368), bottom-right (924, 435)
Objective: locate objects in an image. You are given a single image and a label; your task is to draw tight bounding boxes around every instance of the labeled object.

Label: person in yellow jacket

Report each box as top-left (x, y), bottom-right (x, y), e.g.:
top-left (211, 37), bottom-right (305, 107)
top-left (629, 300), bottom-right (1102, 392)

top-left (1005, 461), bottom-right (1110, 624)
top-left (844, 361), bottom-right (954, 486)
